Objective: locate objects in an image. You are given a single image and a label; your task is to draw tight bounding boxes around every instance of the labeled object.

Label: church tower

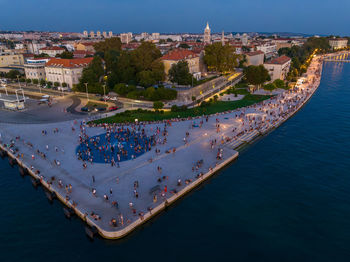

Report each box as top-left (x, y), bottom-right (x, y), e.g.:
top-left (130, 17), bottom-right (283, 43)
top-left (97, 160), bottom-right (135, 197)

top-left (221, 31), bottom-right (225, 46)
top-left (204, 22), bottom-right (211, 44)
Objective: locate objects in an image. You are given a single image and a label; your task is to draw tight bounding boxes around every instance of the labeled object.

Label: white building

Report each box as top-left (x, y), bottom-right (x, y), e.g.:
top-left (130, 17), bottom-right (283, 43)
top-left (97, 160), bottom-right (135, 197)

top-left (90, 31), bottom-right (95, 38)
top-left (15, 43), bottom-right (25, 50)
top-left (83, 31), bottom-right (88, 37)
top-left (329, 38), bottom-right (348, 50)
top-left (96, 31), bottom-right (101, 38)
top-left (27, 42), bottom-right (47, 55)
top-left (204, 22), bottom-right (211, 44)
top-left (120, 33), bottom-right (133, 44)
top-left (108, 31), bottom-right (113, 38)
top-left (102, 31), bottom-right (107, 38)
top-left (159, 35), bottom-right (182, 42)
top-left (264, 55), bottom-right (291, 81)
top-left (141, 32), bottom-right (149, 40)
top-left (24, 58), bottom-right (50, 80)
top-left (45, 57), bottom-right (93, 88)
top-left (241, 33), bottom-right (249, 46)
top-left (152, 33), bottom-right (160, 40)
top-left (39, 46), bottom-right (65, 57)
top-left (256, 43), bottom-right (277, 60)
top-left (245, 51), bottom-right (264, 66)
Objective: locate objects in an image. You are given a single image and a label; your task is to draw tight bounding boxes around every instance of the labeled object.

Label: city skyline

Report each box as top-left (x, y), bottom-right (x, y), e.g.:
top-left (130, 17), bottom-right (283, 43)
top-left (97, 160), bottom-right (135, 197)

top-left (1, 0), bottom-right (350, 35)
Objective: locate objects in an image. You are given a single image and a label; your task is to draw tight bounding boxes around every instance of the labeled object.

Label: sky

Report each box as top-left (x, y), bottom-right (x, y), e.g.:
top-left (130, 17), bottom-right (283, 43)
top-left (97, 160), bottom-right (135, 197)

top-left (1, 0), bottom-right (350, 35)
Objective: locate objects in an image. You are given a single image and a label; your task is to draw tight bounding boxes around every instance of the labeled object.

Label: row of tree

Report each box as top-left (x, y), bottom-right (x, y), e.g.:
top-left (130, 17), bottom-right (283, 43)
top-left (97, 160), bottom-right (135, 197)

top-left (75, 38), bottom-right (166, 96)
top-left (114, 83), bottom-right (177, 101)
top-left (278, 37), bottom-right (331, 81)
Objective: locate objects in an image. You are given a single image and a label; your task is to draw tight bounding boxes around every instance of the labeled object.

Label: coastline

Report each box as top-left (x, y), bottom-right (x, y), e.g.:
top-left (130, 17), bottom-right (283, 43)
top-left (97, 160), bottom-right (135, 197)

top-left (0, 55), bottom-right (324, 240)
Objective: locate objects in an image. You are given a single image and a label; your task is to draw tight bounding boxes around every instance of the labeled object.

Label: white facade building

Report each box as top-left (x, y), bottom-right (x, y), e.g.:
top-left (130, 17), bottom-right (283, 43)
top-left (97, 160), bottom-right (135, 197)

top-left (39, 46), bottom-right (65, 57)
top-left (152, 33), bottom-right (160, 40)
top-left (24, 58), bottom-right (50, 80)
top-left (264, 55), bottom-right (291, 81)
top-left (120, 33), bottom-right (133, 44)
top-left (45, 57), bottom-right (93, 88)
top-left (329, 38), bottom-right (348, 50)
top-left (256, 43), bottom-right (277, 60)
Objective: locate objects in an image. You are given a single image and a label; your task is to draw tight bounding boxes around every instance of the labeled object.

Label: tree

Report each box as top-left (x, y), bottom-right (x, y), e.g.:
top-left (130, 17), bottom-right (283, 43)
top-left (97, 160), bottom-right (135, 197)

top-left (168, 60), bottom-right (192, 85)
top-left (6, 69), bottom-right (21, 79)
top-left (26, 79), bottom-right (31, 84)
top-left (40, 79), bottom-right (46, 86)
top-left (54, 82), bottom-right (60, 87)
top-left (179, 43), bottom-right (190, 49)
top-left (244, 65), bottom-right (270, 89)
top-left (242, 46), bottom-right (251, 52)
top-left (56, 51), bottom-right (73, 59)
top-left (138, 70), bottom-right (157, 87)
top-left (93, 37), bottom-right (122, 54)
top-left (33, 79), bottom-right (39, 85)
top-left (263, 83), bottom-right (276, 92)
top-left (273, 79), bottom-right (285, 89)
top-left (132, 42), bottom-right (162, 72)
top-left (34, 53), bottom-right (50, 58)
top-left (77, 56), bottom-right (104, 93)
top-left (62, 82), bottom-right (67, 87)
top-left (204, 42), bottom-right (239, 72)
top-left (153, 101), bottom-right (164, 110)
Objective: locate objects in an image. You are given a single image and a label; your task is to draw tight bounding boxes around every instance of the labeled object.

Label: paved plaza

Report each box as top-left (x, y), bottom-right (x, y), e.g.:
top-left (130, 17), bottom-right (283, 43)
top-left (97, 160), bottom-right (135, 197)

top-left (0, 56), bottom-right (323, 238)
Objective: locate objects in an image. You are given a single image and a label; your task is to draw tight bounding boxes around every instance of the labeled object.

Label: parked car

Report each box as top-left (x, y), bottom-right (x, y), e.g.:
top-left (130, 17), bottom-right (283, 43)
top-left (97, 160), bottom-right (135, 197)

top-left (81, 107), bottom-right (90, 112)
top-left (108, 106), bottom-right (119, 111)
top-left (95, 107), bottom-right (106, 112)
top-left (58, 86), bottom-right (69, 92)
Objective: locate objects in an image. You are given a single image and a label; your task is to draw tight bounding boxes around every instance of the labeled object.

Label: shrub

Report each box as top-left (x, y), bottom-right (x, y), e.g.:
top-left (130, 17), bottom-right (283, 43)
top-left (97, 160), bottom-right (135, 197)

top-left (263, 83), bottom-right (276, 92)
top-left (180, 105), bottom-right (187, 111)
top-left (153, 101), bottom-right (164, 110)
top-left (200, 101), bottom-right (209, 107)
top-left (171, 105), bottom-right (179, 112)
top-left (273, 79), bottom-right (285, 89)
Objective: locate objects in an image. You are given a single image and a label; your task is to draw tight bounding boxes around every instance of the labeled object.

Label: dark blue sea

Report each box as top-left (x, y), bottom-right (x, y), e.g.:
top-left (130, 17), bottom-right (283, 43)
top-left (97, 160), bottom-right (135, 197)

top-left (1, 62), bottom-right (350, 262)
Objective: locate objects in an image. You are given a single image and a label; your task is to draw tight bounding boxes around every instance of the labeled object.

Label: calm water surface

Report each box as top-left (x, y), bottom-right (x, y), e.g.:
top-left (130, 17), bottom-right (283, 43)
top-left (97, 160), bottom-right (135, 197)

top-left (0, 62), bottom-right (350, 262)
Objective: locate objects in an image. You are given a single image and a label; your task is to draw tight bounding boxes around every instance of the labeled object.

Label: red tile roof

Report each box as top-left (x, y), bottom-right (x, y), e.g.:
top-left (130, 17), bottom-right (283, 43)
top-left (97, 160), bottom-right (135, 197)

top-left (161, 49), bottom-right (199, 61)
top-left (40, 46), bottom-right (65, 51)
top-left (46, 57), bottom-right (94, 68)
top-left (265, 55), bottom-right (291, 65)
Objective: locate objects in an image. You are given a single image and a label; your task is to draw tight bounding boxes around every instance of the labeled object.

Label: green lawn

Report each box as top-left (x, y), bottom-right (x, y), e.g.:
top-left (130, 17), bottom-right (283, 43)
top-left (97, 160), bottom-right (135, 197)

top-left (93, 94), bottom-right (272, 124)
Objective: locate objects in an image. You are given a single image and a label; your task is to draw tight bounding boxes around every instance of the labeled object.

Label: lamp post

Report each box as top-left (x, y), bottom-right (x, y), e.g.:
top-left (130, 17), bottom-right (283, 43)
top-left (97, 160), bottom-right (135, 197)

top-left (84, 82), bottom-right (89, 101)
top-left (103, 84), bottom-right (106, 102)
top-left (16, 75), bottom-right (20, 89)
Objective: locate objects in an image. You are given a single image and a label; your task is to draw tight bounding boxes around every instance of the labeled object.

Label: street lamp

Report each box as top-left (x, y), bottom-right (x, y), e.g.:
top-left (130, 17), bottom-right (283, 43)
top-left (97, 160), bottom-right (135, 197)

top-left (84, 82), bottom-right (89, 101)
top-left (103, 84), bottom-right (106, 102)
top-left (16, 75), bottom-right (20, 89)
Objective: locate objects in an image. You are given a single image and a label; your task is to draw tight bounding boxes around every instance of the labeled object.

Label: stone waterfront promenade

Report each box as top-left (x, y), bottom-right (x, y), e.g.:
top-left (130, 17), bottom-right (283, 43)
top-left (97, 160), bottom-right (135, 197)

top-left (0, 55), bottom-right (323, 239)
